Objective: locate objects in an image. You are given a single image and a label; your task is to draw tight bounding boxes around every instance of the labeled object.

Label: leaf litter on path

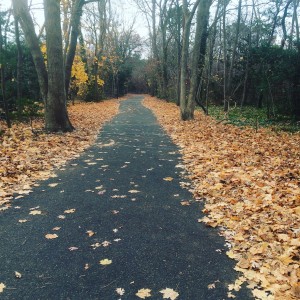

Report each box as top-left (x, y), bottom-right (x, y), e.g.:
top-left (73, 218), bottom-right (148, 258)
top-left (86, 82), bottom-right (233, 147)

top-left (0, 99), bottom-right (120, 210)
top-left (144, 96), bottom-right (300, 300)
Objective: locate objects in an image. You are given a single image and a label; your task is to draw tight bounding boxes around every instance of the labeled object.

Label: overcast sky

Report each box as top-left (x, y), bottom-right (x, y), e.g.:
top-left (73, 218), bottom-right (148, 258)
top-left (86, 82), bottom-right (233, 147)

top-left (0, 0), bottom-right (149, 38)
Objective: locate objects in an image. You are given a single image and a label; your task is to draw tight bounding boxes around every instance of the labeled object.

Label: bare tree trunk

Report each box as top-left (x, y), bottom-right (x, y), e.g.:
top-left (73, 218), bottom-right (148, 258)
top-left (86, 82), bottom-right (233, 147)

top-left (12, 0), bottom-right (48, 102)
top-left (281, 0), bottom-right (293, 48)
top-left (175, 0), bottom-right (181, 106)
top-left (14, 15), bottom-right (23, 115)
top-left (0, 19), bottom-right (11, 128)
top-left (227, 0), bottom-right (241, 94)
top-left (65, 0), bottom-right (84, 97)
top-left (185, 0), bottom-right (212, 120)
top-left (223, 0), bottom-right (229, 112)
top-left (44, 0), bottom-right (74, 132)
top-left (180, 0), bottom-right (201, 120)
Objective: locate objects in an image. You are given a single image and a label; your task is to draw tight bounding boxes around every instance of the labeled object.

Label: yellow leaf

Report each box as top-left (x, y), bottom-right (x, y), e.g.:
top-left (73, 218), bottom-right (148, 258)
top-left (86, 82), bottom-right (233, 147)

top-left (160, 288), bottom-right (179, 300)
top-left (64, 209), bottom-right (76, 214)
top-left (99, 259), bottom-right (112, 265)
top-left (136, 288), bottom-right (152, 299)
top-left (163, 177), bottom-right (174, 181)
top-left (48, 183), bottom-right (58, 187)
top-left (18, 219), bottom-right (28, 223)
top-left (45, 234), bottom-right (58, 239)
top-left (0, 282), bottom-right (6, 293)
top-left (29, 210), bottom-right (42, 215)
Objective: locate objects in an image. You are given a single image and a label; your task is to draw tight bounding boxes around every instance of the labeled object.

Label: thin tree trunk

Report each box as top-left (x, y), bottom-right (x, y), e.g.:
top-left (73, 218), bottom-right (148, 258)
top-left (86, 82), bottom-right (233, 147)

top-left (65, 0), bottom-right (84, 97)
top-left (0, 20), bottom-right (11, 128)
top-left (14, 15), bottom-right (23, 115)
top-left (227, 0), bottom-right (242, 94)
top-left (176, 0), bottom-right (181, 106)
top-left (12, 0), bottom-right (48, 102)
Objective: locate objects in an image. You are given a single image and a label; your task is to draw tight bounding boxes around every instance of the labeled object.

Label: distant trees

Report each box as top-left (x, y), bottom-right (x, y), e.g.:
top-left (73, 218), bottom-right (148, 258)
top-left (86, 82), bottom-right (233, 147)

top-left (135, 0), bottom-right (300, 121)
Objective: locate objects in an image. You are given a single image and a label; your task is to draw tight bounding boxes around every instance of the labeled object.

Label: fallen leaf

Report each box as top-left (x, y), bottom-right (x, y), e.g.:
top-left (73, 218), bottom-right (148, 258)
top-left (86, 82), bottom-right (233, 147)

top-left (86, 230), bottom-right (95, 237)
top-left (84, 263), bottom-right (90, 270)
top-left (29, 210), bottom-right (42, 215)
top-left (45, 234), bottom-right (58, 239)
top-left (0, 283), bottom-right (6, 293)
top-left (116, 288), bottom-right (125, 296)
top-left (68, 246), bottom-right (79, 251)
top-left (52, 227), bottom-right (61, 231)
top-left (180, 201), bottom-right (191, 206)
top-left (102, 241), bottom-right (111, 247)
top-left (64, 209), bottom-right (76, 214)
top-left (99, 259), bottom-right (112, 265)
top-left (91, 243), bottom-right (101, 249)
top-left (15, 271), bottom-right (22, 279)
top-left (128, 190), bottom-right (140, 193)
top-left (57, 215), bottom-right (66, 219)
top-left (136, 288), bottom-right (152, 299)
top-left (208, 283), bottom-right (215, 289)
top-left (160, 288), bottom-right (179, 300)
top-left (48, 183), bottom-right (58, 187)
top-left (163, 177), bottom-right (174, 181)
top-left (18, 219), bottom-right (28, 223)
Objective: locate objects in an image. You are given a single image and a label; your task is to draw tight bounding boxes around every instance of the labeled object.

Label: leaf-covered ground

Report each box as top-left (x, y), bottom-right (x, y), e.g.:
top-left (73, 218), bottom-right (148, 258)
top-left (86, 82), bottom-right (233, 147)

top-left (0, 99), bottom-right (120, 210)
top-left (144, 96), bottom-right (300, 300)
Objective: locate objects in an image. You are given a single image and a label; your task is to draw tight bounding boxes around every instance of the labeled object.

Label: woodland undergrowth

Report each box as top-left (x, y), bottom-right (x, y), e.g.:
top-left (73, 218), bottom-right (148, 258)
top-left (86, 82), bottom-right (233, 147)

top-left (144, 96), bottom-right (300, 300)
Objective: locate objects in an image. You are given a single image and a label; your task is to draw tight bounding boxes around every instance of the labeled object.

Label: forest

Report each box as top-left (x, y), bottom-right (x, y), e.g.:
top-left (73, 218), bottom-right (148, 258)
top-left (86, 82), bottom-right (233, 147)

top-left (0, 1), bottom-right (300, 299)
top-left (0, 0), bottom-right (300, 131)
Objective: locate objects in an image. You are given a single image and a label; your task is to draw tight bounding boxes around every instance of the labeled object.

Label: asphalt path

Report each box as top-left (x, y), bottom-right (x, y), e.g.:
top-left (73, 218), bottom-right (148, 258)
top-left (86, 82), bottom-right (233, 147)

top-left (0, 96), bottom-right (252, 299)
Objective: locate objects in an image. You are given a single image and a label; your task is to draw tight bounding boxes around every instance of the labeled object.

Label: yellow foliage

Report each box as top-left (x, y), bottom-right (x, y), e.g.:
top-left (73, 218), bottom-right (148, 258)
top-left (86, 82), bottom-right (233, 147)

top-left (71, 55), bottom-right (89, 97)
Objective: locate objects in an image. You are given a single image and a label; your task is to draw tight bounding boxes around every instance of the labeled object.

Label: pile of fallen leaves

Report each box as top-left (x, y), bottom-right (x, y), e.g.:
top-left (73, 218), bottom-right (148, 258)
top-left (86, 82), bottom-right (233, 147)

top-left (0, 99), bottom-right (120, 209)
top-left (144, 96), bottom-right (300, 300)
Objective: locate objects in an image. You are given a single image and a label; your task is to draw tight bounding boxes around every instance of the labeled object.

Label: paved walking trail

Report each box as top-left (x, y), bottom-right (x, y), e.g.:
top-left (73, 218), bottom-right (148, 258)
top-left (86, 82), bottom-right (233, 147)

top-left (0, 96), bottom-right (252, 299)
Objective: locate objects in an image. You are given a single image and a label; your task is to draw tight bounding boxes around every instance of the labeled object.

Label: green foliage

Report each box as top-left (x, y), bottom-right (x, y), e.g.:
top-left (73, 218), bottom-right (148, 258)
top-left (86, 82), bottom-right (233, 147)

top-left (208, 104), bottom-right (300, 132)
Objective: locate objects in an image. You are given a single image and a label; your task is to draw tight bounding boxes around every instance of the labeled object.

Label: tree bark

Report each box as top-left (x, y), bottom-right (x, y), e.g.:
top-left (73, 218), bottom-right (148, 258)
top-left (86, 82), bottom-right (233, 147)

top-left (0, 18), bottom-right (11, 128)
top-left (44, 0), bottom-right (74, 132)
top-left (12, 0), bottom-right (48, 102)
top-left (185, 0), bottom-right (212, 120)
top-left (180, 0), bottom-right (201, 120)
top-left (65, 0), bottom-right (84, 96)
top-left (14, 15), bottom-right (23, 115)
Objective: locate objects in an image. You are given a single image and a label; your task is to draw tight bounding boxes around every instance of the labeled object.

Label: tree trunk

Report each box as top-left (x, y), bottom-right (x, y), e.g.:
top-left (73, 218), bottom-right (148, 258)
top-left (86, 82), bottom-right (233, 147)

top-left (65, 0), bottom-right (84, 97)
top-left (12, 0), bottom-right (48, 102)
top-left (176, 0), bottom-right (181, 106)
top-left (185, 0), bottom-right (212, 120)
top-left (180, 0), bottom-right (201, 120)
top-left (0, 19), bottom-right (11, 128)
top-left (44, 0), bottom-right (74, 132)
top-left (14, 15), bottom-right (23, 115)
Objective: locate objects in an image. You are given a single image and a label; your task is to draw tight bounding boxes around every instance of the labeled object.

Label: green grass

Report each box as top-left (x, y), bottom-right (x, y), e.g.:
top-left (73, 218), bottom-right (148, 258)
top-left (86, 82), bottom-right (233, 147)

top-left (207, 105), bottom-right (300, 133)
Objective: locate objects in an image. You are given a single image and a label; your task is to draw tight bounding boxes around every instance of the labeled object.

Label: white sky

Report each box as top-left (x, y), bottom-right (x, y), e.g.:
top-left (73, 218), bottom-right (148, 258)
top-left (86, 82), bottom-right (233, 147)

top-left (0, 0), bottom-right (149, 38)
